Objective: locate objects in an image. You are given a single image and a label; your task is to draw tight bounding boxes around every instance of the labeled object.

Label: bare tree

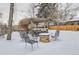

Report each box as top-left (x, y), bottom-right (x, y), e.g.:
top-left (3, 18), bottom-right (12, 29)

top-left (58, 3), bottom-right (79, 21)
top-left (49, 3), bottom-right (79, 25)
top-left (28, 3), bottom-right (38, 18)
top-left (7, 3), bottom-right (14, 40)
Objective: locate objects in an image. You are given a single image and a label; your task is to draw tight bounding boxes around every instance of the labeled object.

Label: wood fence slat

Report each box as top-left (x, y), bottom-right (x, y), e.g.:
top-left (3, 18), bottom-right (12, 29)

top-left (48, 25), bottom-right (79, 31)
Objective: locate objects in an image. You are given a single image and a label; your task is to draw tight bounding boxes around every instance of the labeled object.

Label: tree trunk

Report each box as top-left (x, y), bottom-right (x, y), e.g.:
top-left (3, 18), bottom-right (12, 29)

top-left (7, 3), bottom-right (14, 40)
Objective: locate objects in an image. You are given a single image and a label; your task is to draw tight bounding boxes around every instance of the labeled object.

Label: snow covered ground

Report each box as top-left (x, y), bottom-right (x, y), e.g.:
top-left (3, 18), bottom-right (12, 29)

top-left (0, 30), bottom-right (79, 55)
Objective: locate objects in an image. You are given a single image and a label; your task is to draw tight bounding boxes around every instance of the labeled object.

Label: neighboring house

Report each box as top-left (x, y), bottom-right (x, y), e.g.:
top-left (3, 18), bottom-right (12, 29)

top-left (59, 19), bottom-right (79, 25)
top-left (14, 18), bottom-right (49, 32)
top-left (65, 19), bottom-right (79, 25)
top-left (12, 25), bottom-right (24, 31)
top-left (48, 19), bottom-right (79, 31)
top-left (17, 18), bottom-right (49, 33)
top-left (0, 24), bottom-right (8, 35)
top-left (30, 18), bottom-right (49, 33)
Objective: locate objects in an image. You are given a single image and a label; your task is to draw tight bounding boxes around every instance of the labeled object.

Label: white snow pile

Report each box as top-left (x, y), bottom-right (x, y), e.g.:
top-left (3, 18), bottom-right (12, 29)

top-left (0, 30), bottom-right (79, 55)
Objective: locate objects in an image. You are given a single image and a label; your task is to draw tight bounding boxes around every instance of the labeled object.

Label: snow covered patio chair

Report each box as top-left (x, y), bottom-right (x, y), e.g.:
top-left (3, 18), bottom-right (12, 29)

top-left (19, 31), bottom-right (38, 51)
top-left (51, 30), bottom-right (60, 41)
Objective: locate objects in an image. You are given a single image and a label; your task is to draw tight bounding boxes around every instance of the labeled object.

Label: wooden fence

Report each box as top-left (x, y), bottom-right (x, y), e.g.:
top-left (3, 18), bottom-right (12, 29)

top-left (48, 25), bottom-right (79, 31)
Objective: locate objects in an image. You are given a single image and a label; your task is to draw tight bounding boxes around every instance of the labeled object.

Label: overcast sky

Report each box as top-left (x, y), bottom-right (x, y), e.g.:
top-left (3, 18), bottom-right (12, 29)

top-left (0, 3), bottom-right (79, 25)
top-left (0, 3), bottom-right (33, 25)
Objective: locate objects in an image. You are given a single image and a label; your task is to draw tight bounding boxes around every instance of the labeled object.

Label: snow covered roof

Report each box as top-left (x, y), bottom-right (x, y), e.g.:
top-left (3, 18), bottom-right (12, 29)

top-left (66, 19), bottom-right (79, 22)
top-left (59, 19), bottom-right (79, 23)
top-left (30, 18), bottom-right (48, 23)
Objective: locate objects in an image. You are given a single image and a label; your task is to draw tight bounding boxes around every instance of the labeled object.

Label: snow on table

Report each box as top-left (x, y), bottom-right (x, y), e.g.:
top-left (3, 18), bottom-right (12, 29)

top-left (0, 30), bottom-right (79, 55)
top-left (39, 33), bottom-right (50, 35)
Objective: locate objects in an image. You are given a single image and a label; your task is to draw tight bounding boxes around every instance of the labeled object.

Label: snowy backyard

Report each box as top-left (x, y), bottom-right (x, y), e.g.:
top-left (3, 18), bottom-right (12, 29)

top-left (0, 30), bottom-right (79, 55)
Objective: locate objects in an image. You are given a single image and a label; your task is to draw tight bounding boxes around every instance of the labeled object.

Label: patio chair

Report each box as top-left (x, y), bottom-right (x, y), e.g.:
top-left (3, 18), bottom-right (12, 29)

top-left (19, 31), bottom-right (25, 41)
top-left (32, 31), bottom-right (39, 41)
top-left (19, 31), bottom-right (38, 51)
top-left (51, 30), bottom-right (60, 41)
